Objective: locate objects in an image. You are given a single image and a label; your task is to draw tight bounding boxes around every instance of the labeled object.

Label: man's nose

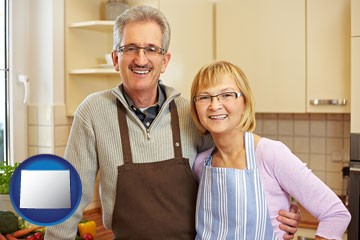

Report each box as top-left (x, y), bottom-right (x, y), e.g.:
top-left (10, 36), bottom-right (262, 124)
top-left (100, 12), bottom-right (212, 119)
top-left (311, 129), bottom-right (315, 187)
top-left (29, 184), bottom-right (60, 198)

top-left (134, 49), bottom-right (149, 64)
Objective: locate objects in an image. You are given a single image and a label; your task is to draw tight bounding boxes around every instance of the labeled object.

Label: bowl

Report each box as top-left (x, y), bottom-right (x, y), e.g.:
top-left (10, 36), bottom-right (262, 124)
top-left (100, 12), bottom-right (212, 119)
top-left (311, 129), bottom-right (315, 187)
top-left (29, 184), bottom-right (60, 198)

top-left (105, 53), bottom-right (113, 65)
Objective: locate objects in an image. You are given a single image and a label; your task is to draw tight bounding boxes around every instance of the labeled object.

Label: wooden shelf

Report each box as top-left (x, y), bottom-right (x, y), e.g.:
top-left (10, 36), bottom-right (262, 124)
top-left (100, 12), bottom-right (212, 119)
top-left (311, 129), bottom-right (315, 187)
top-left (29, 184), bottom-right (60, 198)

top-left (69, 20), bottom-right (115, 31)
top-left (69, 68), bottom-right (117, 75)
top-left (64, 0), bottom-right (121, 116)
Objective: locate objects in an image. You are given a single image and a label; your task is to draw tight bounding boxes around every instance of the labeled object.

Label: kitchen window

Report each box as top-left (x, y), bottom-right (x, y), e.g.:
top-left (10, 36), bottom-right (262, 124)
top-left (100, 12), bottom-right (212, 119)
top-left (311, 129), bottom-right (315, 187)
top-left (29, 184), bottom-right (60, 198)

top-left (0, 0), bottom-right (29, 165)
top-left (0, 0), bottom-right (9, 164)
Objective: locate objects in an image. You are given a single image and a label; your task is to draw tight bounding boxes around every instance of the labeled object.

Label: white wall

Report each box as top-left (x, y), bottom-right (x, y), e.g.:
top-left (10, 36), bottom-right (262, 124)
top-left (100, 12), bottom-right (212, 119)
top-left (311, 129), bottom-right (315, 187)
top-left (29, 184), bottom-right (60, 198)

top-left (26, 0), bottom-right (64, 105)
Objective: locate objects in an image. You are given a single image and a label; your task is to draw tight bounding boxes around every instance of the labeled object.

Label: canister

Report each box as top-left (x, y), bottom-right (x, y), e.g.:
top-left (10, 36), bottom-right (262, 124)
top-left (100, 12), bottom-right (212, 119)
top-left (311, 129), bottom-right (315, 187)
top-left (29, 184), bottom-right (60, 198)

top-left (105, 0), bottom-right (130, 20)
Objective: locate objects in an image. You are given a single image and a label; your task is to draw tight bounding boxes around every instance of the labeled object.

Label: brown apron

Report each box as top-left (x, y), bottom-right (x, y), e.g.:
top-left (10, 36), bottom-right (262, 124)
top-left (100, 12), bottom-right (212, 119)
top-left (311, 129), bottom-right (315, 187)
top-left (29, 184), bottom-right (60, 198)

top-left (111, 100), bottom-right (198, 240)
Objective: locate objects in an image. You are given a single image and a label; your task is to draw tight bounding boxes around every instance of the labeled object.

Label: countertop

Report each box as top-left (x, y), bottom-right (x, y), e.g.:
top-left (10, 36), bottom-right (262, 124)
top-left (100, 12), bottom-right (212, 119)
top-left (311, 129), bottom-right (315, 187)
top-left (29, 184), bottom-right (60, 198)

top-left (85, 196), bottom-right (347, 237)
top-left (298, 204), bottom-right (319, 229)
top-left (297, 195), bottom-right (347, 229)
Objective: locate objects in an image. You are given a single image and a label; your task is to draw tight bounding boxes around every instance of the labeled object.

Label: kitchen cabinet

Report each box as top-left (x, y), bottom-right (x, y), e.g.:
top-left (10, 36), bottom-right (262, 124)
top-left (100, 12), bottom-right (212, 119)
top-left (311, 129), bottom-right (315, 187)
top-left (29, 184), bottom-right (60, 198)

top-left (64, 0), bottom-right (159, 116)
top-left (351, 38), bottom-right (360, 133)
top-left (216, 0), bottom-right (306, 113)
top-left (158, 0), bottom-right (214, 100)
top-left (215, 0), bottom-right (350, 113)
top-left (306, 0), bottom-right (351, 113)
top-left (351, 0), bottom-right (360, 133)
top-left (352, 0), bottom-right (360, 36)
top-left (65, 0), bottom-right (350, 115)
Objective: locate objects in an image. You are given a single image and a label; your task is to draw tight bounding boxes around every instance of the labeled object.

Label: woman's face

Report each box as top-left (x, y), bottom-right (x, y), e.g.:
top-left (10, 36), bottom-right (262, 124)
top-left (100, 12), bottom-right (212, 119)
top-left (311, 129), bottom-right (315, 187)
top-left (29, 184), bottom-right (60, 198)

top-left (194, 73), bottom-right (245, 136)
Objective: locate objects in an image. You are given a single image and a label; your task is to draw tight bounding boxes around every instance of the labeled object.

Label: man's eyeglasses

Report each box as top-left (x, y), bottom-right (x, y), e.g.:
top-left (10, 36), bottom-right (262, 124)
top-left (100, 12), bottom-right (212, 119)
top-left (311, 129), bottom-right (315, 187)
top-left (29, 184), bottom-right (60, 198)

top-left (193, 92), bottom-right (242, 104)
top-left (118, 44), bottom-right (165, 56)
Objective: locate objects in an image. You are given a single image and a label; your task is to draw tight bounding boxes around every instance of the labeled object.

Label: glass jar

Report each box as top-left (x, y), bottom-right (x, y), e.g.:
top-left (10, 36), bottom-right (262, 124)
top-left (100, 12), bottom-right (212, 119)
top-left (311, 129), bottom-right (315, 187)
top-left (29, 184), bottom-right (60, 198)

top-left (105, 0), bottom-right (130, 21)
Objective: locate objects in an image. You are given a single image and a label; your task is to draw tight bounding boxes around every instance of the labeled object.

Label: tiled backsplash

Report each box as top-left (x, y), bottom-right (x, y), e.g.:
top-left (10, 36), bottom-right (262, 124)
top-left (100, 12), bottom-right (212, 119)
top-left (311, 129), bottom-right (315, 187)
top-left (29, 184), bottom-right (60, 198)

top-left (27, 104), bottom-right (72, 158)
top-left (26, 107), bottom-right (350, 195)
top-left (254, 113), bottom-right (350, 195)
top-left (27, 104), bottom-right (96, 210)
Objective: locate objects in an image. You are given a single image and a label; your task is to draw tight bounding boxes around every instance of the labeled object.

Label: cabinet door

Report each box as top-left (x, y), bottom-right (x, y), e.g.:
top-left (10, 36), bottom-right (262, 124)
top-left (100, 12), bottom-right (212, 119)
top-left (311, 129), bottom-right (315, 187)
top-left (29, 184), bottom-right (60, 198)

top-left (306, 0), bottom-right (351, 113)
top-left (159, 0), bottom-right (214, 100)
top-left (351, 37), bottom-right (360, 133)
top-left (216, 0), bottom-right (306, 113)
top-left (352, 0), bottom-right (360, 36)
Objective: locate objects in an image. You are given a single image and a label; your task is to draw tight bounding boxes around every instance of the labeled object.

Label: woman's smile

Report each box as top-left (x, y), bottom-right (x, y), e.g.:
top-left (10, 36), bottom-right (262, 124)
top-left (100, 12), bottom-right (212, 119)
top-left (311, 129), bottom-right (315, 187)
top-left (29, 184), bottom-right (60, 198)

top-left (208, 114), bottom-right (228, 120)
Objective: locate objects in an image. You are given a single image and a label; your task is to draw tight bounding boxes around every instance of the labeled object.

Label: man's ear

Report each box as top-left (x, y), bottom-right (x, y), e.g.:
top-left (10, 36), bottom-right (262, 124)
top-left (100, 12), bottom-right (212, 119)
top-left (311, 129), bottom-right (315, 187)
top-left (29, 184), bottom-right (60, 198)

top-left (112, 50), bottom-right (120, 71)
top-left (160, 52), bottom-right (171, 73)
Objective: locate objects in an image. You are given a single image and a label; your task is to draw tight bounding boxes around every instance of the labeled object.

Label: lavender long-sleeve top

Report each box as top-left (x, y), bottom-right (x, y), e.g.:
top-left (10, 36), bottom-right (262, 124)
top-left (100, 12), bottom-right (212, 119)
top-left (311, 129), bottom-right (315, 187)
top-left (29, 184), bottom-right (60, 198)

top-left (193, 137), bottom-right (351, 240)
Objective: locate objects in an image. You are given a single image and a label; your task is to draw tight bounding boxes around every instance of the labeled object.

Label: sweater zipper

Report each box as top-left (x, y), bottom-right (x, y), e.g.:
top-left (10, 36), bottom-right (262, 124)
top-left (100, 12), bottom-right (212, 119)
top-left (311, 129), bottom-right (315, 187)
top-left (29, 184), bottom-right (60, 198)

top-left (146, 128), bottom-right (150, 140)
top-left (145, 95), bottom-right (178, 140)
top-left (113, 88), bottom-right (180, 141)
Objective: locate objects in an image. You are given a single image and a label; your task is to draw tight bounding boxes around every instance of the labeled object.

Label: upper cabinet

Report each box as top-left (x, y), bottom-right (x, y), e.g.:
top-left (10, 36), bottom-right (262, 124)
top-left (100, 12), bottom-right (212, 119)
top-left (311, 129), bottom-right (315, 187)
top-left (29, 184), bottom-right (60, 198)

top-left (159, 0), bottom-right (214, 100)
top-left (64, 0), bottom-right (350, 115)
top-left (351, 38), bottom-right (360, 133)
top-left (306, 0), bottom-right (350, 113)
top-left (215, 0), bottom-right (350, 113)
top-left (351, 0), bottom-right (360, 133)
top-left (352, 0), bottom-right (360, 36)
top-left (216, 0), bottom-right (305, 113)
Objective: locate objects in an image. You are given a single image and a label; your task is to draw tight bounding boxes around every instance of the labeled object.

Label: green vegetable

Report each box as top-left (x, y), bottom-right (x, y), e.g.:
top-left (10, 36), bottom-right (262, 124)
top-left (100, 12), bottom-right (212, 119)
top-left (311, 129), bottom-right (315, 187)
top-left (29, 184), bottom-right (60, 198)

top-left (75, 235), bottom-right (82, 240)
top-left (0, 211), bottom-right (19, 234)
top-left (0, 162), bottom-right (20, 194)
top-left (18, 217), bottom-right (32, 230)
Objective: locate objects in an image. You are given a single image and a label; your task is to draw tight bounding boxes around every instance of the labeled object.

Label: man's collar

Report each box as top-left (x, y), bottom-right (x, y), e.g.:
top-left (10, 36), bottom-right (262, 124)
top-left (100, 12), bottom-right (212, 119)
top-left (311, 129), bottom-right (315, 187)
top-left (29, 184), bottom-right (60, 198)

top-left (121, 83), bottom-right (165, 110)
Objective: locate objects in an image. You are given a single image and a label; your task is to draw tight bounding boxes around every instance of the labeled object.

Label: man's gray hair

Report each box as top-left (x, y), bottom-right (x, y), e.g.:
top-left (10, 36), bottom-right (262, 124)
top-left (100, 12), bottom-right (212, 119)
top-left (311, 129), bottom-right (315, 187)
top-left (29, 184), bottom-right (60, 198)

top-left (113, 5), bottom-right (171, 53)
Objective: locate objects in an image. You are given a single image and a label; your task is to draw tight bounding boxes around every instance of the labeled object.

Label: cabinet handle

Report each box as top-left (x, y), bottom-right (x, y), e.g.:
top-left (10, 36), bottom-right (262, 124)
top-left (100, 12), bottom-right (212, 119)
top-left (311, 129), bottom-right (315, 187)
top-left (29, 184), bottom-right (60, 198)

top-left (310, 99), bottom-right (347, 106)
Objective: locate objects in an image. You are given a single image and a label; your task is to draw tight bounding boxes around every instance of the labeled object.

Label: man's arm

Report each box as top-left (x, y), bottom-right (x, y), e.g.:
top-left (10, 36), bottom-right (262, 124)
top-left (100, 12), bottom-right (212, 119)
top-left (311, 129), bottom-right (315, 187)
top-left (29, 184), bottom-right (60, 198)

top-left (277, 203), bottom-right (301, 240)
top-left (45, 111), bottom-right (98, 240)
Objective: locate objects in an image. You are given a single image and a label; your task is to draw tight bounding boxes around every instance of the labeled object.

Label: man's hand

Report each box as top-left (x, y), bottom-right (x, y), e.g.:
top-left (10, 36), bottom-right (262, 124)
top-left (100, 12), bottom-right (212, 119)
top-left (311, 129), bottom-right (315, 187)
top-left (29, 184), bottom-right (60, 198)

top-left (277, 203), bottom-right (301, 240)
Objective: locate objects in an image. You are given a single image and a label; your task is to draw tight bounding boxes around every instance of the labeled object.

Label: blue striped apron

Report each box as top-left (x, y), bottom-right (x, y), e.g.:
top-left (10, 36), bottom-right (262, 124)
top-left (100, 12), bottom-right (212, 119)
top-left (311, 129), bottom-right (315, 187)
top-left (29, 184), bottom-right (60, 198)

top-left (195, 132), bottom-right (277, 240)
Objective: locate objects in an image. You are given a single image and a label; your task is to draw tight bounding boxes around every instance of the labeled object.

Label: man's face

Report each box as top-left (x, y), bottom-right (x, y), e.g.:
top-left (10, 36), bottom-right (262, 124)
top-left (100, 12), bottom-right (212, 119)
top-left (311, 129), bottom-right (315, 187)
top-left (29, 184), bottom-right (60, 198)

top-left (112, 21), bottom-right (171, 95)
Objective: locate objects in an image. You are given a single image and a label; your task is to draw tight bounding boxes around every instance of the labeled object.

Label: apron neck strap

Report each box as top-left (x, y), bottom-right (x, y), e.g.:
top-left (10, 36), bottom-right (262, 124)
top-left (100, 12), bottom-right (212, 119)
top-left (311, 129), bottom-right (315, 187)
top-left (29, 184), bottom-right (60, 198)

top-left (169, 101), bottom-right (183, 159)
top-left (117, 100), bottom-right (133, 164)
top-left (244, 132), bottom-right (256, 169)
top-left (117, 99), bottom-right (183, 164)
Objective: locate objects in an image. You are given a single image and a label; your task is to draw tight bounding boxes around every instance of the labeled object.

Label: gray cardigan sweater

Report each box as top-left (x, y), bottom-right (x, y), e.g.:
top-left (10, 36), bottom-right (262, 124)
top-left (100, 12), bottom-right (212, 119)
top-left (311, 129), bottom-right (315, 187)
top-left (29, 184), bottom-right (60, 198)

top-left (45, 83), bottom-right (212, 239)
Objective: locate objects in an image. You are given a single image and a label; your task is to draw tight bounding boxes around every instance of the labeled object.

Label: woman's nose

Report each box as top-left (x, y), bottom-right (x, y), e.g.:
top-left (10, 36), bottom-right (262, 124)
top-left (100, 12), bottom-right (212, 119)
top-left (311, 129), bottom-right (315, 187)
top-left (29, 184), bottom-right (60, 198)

top-left (209, 96), bottom-right (222, 109)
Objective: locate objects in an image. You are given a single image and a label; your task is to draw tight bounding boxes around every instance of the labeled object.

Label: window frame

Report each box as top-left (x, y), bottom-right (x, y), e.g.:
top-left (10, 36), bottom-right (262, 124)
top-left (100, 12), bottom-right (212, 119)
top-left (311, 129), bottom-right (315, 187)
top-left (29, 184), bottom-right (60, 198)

top-left (7, 0), bottom-right (29, 164)
top-left (0, 0), bottom-right (10, 164)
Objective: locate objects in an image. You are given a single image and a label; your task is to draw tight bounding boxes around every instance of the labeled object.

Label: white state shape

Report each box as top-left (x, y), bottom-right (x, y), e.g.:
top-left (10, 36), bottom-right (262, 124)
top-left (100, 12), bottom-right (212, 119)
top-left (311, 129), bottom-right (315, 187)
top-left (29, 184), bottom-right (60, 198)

top-left (20, 170), bottom-right (71, 209)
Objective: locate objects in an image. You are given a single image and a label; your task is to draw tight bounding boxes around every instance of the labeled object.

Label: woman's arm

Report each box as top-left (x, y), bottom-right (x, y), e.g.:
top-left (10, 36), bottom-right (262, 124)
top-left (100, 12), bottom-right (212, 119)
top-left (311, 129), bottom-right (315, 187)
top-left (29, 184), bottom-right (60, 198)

top-left (270, 141), bottom-right (351, 240)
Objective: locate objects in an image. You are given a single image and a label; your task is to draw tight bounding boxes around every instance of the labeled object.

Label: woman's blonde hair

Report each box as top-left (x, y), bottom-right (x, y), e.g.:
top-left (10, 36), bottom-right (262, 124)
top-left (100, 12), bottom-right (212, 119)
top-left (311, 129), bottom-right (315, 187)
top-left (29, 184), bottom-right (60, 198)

top-left (190, 60), bottom-right (256, 134)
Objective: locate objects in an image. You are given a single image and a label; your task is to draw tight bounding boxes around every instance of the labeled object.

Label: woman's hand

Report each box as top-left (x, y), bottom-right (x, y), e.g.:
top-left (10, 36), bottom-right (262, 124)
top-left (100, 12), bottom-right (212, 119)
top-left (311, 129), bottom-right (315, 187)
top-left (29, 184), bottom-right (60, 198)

top-left (277, 203), bottom-right (301, 240)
